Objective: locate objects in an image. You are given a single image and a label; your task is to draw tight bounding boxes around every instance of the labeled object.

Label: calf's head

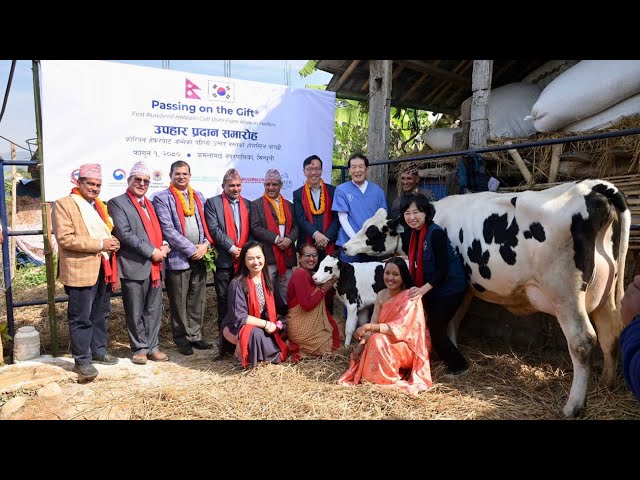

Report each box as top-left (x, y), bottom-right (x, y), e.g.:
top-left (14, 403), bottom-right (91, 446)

top-left (312, 254), bottom-right (340, 284)
top-left (342, 208), bottom-right (402, 257)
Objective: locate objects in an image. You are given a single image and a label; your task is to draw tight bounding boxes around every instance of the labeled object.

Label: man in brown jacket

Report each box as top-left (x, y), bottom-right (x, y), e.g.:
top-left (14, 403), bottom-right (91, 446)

top-left (52, 164), bottom-right (121, 382)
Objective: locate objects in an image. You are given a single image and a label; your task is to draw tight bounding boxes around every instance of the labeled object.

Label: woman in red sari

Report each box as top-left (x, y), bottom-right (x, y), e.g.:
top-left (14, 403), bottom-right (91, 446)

top-left (220, 241), bottom-right (288, 368)
top-left (338, 257), bottom-right (433, 394)
top-left (287, 243), bottom-right (340, 360)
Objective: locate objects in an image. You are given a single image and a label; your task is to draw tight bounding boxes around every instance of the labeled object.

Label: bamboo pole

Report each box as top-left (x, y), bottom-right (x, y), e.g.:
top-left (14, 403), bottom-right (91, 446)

top-left (549, 143), bottom-right (563, 183)
top-left (10, 144), bottom-right (16, 277)
top-left (32, 60), bottom-right (58, 356)
top-left (505, 141), bottom-right (533, 183)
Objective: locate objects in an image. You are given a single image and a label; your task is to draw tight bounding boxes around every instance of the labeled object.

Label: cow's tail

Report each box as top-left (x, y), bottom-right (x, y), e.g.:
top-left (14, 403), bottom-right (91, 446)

top-left (612, 187), bottom-right (630, 311)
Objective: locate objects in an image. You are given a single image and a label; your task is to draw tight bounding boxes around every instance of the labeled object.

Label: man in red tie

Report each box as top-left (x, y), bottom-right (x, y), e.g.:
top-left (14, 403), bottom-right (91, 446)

top-left (108, 161), bottom-right (170, 365)
top-left (204, 168), bottom-right (252, 358)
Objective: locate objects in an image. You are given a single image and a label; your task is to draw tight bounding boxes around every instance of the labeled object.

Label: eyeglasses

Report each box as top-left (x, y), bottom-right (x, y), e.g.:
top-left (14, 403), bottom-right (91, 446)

top-left (305, 167), bottom-right (322, 173)
top-left (264, 182), bottom-right (281, 187)
top-left (302, 253), bottom-right (318, 259)
top-left (133, 177), bottom-right (151, 186)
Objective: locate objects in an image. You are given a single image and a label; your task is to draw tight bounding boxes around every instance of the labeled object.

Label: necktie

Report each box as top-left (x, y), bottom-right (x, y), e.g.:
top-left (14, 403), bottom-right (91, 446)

top-left (232, 201), bottom-right (241, 238)
top-left (139, 198), bottom-right (150, 219)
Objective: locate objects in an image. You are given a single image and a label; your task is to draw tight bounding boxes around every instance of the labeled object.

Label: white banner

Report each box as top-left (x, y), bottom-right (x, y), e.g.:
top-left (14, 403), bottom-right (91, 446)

top-left (40, 60), bottom-right (336, 201)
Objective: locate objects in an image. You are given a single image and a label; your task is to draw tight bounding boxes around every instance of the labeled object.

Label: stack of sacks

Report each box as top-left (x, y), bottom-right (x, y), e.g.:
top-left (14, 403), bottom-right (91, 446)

top-left (485, 82), bottom-right (541, 140)
top-left (421, 127), bottom-right (462, 150)
top-left (562, 93), bottom-right (640, 133)
top-left (528, 60), bottom-right (640, 133)
top-left (422, 81), bottom-right (542, 149)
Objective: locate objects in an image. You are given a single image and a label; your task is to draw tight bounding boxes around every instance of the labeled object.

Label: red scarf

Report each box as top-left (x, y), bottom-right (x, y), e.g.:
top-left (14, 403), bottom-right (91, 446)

top-left (169, 186), bottom-right (214, 245)
top-left (301, 181), bottom-right (334, 255)
top-left (409, 225), bottom-right (428, 287)
top-left (222, 193), bottom-right (249, 271)
top-left (238, 273), bottom-right (288, 367)
top-left (70, 188), bottom-right (119, 290)
top-left (262, 194), bottom-right (293, 275)
top-left (126, 190), bottom-right (163, 288)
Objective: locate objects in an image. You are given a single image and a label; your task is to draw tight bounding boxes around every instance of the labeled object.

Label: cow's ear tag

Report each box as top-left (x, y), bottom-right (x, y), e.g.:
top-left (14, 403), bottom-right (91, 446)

top-left (397, 224), bottom-right (405, 233)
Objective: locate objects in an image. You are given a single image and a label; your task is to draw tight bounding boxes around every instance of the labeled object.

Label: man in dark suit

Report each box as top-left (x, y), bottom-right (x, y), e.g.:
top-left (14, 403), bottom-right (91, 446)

top-left (292, 154), bottom-right (339, 265)
top-left (250, 169), bottom-right (299, 313)
top-left (108, 161), bottom-right (170, 365)
top-left (204, 168), bottom-right (252, 358)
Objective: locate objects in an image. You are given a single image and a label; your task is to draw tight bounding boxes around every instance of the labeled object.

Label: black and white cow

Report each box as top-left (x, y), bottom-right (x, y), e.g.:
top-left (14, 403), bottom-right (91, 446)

top-left (312, 255), bottom-right (386, 346)
top-left (342, 179), bottom-right (630, 418)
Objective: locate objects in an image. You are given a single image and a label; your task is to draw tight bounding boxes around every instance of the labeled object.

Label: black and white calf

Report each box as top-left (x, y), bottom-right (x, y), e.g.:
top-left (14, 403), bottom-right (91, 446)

top-left (312, 255), bottom-right (386, 346)
top-left (342, 179), bottom-right (630, 418)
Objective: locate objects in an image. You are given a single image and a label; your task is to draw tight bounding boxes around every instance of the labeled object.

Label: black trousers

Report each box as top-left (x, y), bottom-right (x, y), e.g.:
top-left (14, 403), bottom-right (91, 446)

top-left (64, 266), bottom-right (112, 365)
top-left (214, 266), bottom-right (234, 327)
top-left (214, 265), bottom-right (237, 358)
top-left (423, 291), bottom-right (468, 372)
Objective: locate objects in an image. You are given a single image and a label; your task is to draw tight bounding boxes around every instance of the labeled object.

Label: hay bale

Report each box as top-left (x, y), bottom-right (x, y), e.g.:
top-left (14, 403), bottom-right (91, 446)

top-left (486, 114), bottom-right (640, 185)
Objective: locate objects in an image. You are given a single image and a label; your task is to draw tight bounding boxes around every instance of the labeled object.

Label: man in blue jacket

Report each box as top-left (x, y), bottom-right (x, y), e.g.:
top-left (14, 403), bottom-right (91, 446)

top-left (292, 154), bottom-right (339, 265)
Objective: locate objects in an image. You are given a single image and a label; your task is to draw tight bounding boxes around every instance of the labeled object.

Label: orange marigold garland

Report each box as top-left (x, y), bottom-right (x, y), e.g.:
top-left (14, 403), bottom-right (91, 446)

top-left (169, 184), bottom-right (195, 216)
top-left (264, 194), bottom-right (286, 224)
top-left (304, 180), bottom-right (325, 215)
top-left (71, 187), bottom-right (113, 231)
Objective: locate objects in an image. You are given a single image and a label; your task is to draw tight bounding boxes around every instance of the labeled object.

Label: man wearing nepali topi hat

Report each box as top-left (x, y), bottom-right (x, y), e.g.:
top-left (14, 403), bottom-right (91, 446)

top-left (108, 161), bottom-right (171, 365)
top-left (250, 168), bottom-right (299, 314)
top-left (52, 163), bottom-right (121, 383)
top-left (204, 168), bottom-right (253, 359)
top-left (389, 164), bottom-right (437, 255)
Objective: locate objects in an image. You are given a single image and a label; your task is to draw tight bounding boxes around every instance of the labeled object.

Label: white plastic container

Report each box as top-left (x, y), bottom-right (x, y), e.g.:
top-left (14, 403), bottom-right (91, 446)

top-left (14, 326), bottom-right (41, 362)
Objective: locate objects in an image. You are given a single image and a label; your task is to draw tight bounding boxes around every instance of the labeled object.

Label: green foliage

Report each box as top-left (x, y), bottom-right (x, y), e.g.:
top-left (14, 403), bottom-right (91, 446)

top-left (332, 97), bottom-right (435, 178)
top-left (12, 254), bottom-right (57, 291)
top-left (13, 264), bottom-right (48, 290)
top-left (203, 247), bottom-right (219, 272)
top-left (389, 107), bottom-right (434, 155)
top-left (333, 99), bottom-right (369, 180)
top-left (298, 60), bottom-right (319, 78)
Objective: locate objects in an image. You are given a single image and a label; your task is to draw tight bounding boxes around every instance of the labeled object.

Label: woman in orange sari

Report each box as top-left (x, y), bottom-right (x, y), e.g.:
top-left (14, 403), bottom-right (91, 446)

top-left (337, 257), bottom-right (432, 394)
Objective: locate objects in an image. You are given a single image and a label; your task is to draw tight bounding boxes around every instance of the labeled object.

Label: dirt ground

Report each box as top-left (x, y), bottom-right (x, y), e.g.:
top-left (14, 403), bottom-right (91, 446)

top-left (1, 280), bottom-right (640, 420)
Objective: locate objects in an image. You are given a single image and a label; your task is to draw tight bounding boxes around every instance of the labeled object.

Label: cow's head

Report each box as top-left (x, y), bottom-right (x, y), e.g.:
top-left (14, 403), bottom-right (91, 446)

top-left (342, 208), bottom-right (403, 257)
top-left (312, 252), bottom-right (341, 284)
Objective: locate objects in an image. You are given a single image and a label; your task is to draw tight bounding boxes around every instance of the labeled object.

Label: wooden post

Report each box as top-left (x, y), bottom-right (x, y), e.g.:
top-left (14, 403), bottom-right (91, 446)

top-left (469, 60), bottom-right (493, 149)
top-left (367, 60), bottom-right (392, 196)
top-left (453, 97), bottom-right (472, 151)
top-left (10, 144), bottom-right (16, 277)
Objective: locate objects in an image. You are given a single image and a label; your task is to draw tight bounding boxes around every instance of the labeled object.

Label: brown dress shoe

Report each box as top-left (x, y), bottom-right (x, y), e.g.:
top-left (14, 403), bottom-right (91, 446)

top-left (132, 353), bottom-right (148, 365)
top-left (148, 351), bottom-right (169, 362)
